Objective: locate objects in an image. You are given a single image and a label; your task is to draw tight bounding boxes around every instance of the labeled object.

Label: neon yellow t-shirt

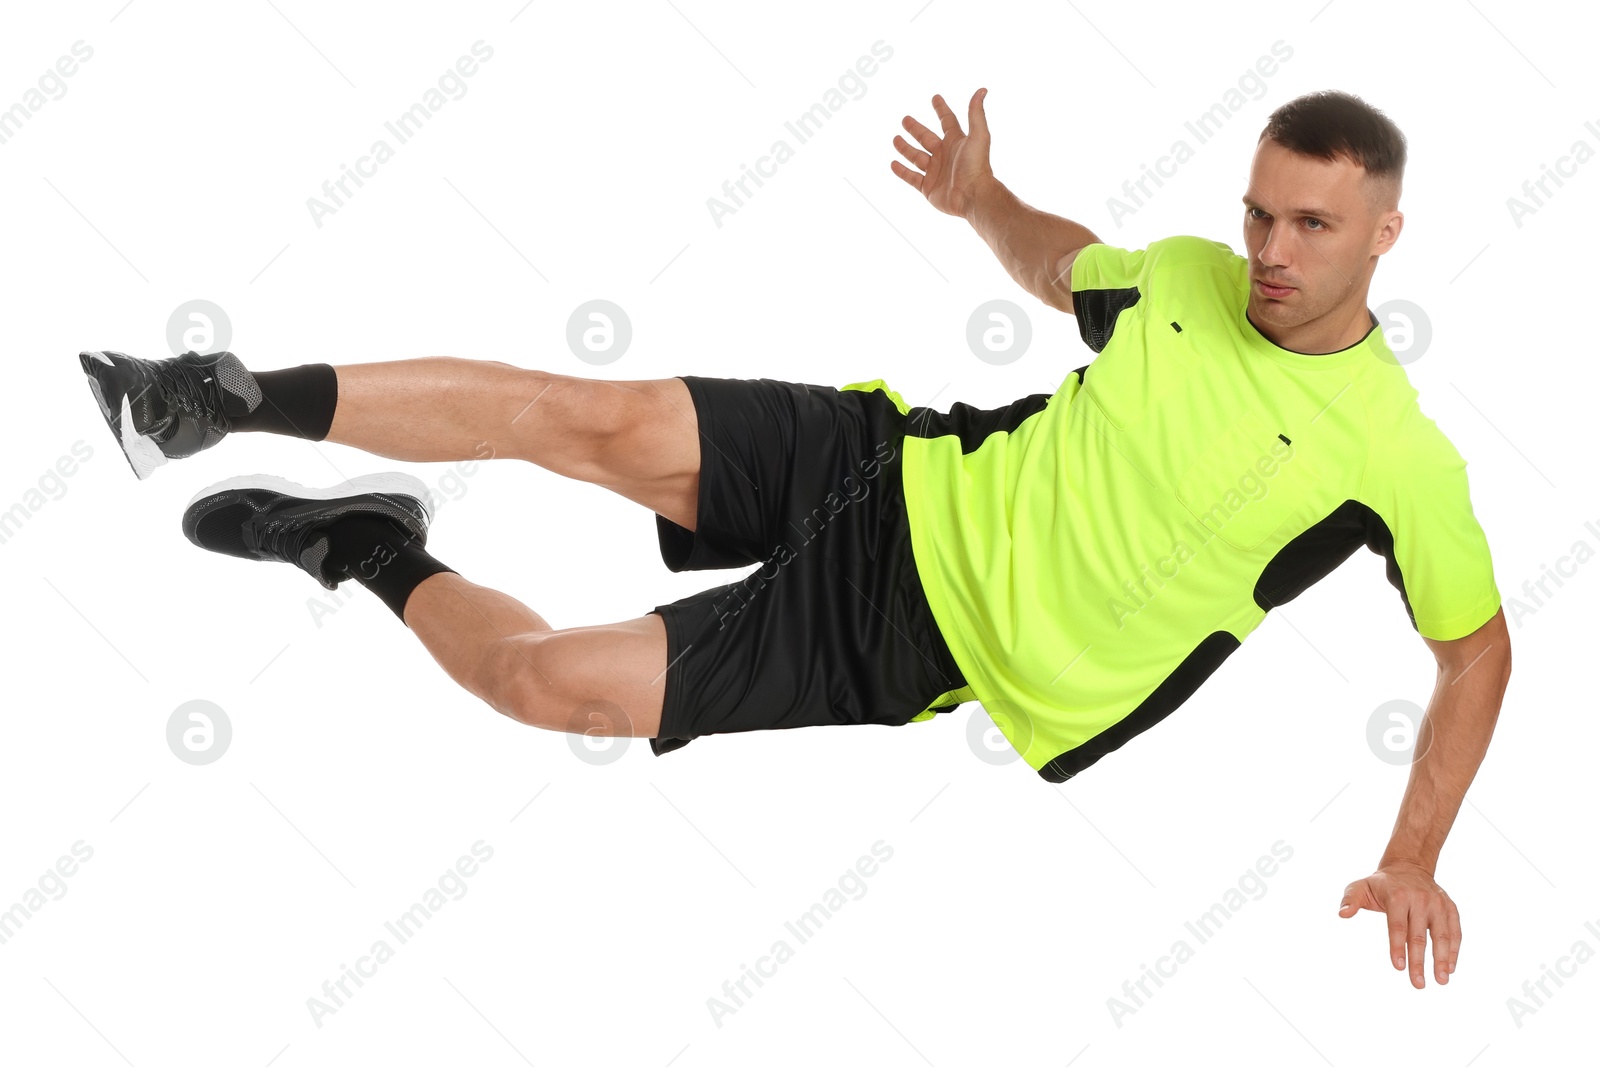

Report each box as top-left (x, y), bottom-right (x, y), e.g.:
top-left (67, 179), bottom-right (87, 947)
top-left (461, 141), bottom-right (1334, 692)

top-left (844, 234), bottom-right (1501, 782)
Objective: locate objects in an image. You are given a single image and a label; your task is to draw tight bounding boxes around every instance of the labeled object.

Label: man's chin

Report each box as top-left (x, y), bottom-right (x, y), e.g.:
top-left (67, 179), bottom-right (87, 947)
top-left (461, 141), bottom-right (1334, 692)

top-left (1251, 295), bottom-right (1295, 323)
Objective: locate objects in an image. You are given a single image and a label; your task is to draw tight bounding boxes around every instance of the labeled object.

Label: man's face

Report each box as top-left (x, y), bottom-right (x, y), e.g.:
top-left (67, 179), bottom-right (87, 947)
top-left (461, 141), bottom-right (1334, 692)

top-left (1241, 137), bottom-right (1400, 332)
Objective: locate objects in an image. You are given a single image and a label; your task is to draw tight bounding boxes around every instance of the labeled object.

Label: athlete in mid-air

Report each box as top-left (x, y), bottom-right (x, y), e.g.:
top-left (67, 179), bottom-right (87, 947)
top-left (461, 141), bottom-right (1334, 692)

top-left (80, 88), bottom-right (1509, 989)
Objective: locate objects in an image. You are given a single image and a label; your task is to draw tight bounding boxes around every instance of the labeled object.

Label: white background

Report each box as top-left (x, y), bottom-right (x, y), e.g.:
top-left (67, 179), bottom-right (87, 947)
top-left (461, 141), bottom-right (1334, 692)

top-left (1, 1), bottom-right (1596, 1064)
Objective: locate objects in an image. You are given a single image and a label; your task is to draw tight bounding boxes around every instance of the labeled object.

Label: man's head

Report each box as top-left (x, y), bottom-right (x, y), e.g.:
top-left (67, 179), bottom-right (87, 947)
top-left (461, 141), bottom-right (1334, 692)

top-left (1244, 90), bottom-right (1406, 341)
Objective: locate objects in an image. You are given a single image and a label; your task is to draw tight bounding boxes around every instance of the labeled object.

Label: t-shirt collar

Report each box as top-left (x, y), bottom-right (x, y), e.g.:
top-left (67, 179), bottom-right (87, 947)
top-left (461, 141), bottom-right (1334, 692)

top-left (1238, 299), bottom-right (1389, 370)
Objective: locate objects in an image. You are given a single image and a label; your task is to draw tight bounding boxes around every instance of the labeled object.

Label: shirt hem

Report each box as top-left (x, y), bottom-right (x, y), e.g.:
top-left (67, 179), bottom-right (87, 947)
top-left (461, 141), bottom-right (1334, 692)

top-left (1416, 590), bottom-right (1502, 642)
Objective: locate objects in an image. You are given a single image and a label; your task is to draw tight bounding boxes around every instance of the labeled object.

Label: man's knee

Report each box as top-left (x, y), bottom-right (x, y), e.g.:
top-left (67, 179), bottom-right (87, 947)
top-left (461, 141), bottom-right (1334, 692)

top-left (593, 379), bottom-right (698, 486)
top-left (511, 372), bottom-right (634, 468)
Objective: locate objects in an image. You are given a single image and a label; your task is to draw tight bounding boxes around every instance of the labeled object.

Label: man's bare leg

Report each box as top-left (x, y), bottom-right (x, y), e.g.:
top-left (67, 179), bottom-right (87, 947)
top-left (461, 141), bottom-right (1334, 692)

top-left (314, 357), bottom-right (689, 737)
top-left (154, 353), bottom-right (689, 738)
top-left (325, 357), bottom-right (700, 530)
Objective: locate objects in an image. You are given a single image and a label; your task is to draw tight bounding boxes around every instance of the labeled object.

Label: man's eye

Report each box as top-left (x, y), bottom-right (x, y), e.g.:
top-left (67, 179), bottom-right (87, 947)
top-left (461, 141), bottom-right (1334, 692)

top-left (1304, 217), bottom-right (1325, 230)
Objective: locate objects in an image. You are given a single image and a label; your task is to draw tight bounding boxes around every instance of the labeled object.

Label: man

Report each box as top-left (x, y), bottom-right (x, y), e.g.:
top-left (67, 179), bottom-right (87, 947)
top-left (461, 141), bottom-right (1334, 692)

top-left (81, 87), bottom-right (1507, 990)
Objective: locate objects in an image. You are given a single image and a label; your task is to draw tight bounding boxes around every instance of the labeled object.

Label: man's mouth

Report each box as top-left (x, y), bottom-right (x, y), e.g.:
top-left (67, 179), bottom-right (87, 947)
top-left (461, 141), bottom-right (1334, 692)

top-left (1256, 278), bottom-right (1295, 297)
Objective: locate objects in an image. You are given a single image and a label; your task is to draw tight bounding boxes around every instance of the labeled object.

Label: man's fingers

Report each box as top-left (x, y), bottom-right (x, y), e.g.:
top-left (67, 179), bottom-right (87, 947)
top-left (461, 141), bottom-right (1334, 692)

top-left (1430, 905), bottom-right (1453, 985)
top-left (892, 134), bottom-right (931, 171)
top-left (1386, 909), bottom-right (1408, 974)
top-left (931, 93), bottom-right (963, 136)
top-left (1339, 880), bottom-right (1372, 916)
top-left (967, 87), bottom-right (989, 138)
top-left (1407, 902), bottom-right (1430, 987)
top-left (902, 113), bottom-right (941, 154)
top-left (889, 159), bottom-right (923, 193)
top-left (1447, 899), bottom-right (1462, 974)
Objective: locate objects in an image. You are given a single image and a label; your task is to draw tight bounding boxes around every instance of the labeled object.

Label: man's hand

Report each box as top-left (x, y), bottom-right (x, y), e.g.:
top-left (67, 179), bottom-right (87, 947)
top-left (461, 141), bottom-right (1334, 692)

top-left (1339, 861), bottom-right (1461, 988)
top-left (891, 88), bottom-right (994, 218)
top-left (897, 87), bottom-right (1099, 310)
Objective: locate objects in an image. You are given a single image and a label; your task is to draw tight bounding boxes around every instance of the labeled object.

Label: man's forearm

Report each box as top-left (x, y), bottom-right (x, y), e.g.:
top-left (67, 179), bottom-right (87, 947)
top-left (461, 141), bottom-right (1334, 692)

top-left (1379, 652), bottom-right (1512, 875)
top-left (964, 177), bottom-right (1100, 312)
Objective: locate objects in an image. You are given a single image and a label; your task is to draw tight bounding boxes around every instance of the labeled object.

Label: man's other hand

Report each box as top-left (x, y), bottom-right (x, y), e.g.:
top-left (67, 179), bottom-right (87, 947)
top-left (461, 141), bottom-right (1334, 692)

top-left (1339, 862), bottom-right (1461, 988)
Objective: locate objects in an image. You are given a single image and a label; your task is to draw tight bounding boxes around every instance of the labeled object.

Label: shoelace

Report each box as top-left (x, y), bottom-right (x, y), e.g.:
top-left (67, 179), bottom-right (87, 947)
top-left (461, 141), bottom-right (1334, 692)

top-left (153, 354), bottom-right (232, 429)
top-left (246, 506), bottom-right (325, 584)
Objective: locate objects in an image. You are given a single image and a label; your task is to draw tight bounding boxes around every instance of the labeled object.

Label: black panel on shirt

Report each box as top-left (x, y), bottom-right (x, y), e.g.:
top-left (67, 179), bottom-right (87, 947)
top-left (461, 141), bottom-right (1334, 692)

top-left (1072, 285), bottom-right (1142, 353)
top-left (1255, 499), bottom-right (1418, 632)
top-left (1041, 630), bottom-right (1243, 782)
top-left (904, 393), bottom-right (1052, 456)
top-left (1040, 500), bottom-right (1418, 782)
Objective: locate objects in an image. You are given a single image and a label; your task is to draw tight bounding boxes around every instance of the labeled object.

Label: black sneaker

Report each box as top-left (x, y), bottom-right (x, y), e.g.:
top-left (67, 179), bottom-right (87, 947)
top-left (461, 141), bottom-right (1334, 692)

top-left (181, 473), bottom-right (433, 590)
top-left (79, 349), bottom-right (263, 480)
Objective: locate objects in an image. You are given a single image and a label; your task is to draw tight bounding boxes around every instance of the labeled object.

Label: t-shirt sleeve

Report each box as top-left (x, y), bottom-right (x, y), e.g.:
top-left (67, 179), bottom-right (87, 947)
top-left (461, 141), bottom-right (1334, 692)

top-left (1070, 241), bottom-right (1151, 293)
top-left (1069, 241), bottom-right (1151, 353)
top-left (1362, 419), bottom-right (1502, 641)
top-left (1068, 236), bottom-right (1233, 353)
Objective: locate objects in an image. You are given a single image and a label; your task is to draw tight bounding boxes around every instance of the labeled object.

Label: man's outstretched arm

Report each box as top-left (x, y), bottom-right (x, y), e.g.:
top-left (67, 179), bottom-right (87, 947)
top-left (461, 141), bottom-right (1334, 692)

top-left (1339, 605), bottom-right (1513, 988)
top-left (964, 178), bottom-right (1102, 314)
top-left (891, 88), bottom-right (1101, 313)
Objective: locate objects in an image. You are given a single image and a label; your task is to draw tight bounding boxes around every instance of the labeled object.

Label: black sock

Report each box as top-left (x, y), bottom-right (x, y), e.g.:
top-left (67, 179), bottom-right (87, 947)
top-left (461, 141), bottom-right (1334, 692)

top-left (231, 364), bottom-right (339, 440)
top-left (323, 517), bottom-right (456, 622)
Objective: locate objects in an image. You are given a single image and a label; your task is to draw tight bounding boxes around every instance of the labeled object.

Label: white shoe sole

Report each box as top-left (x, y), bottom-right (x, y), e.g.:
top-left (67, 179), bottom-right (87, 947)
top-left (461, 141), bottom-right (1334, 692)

top-left (119, 395), bottom-right (169, 481)
top-left (185, 472), bottom-right (434, 524)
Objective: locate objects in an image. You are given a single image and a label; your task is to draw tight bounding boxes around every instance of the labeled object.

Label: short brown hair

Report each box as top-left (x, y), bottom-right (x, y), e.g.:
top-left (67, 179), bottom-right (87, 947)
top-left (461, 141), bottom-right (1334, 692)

top-left (1259, 90), bottom-right (1406, 212)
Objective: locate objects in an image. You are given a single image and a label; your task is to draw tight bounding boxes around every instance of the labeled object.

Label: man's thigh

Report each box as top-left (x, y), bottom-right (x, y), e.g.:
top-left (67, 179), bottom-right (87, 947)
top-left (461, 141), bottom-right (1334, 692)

top-left (646, 555), bottom-right (966, 754)
top-left (650, 375), bottom-right (882, 575)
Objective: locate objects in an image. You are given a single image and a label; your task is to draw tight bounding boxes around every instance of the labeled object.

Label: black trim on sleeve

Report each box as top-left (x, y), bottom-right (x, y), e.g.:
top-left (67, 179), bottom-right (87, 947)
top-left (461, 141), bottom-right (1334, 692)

top-left (1072, 285), bottom-right (1142, 353)
top-left (1254, 499), bottom-right (1417, 633)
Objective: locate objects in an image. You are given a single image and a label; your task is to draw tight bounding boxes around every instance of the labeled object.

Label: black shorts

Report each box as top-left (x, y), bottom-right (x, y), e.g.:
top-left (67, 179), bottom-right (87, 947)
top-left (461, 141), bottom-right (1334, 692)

top-left (647, 375), bottom-right (969, 756)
